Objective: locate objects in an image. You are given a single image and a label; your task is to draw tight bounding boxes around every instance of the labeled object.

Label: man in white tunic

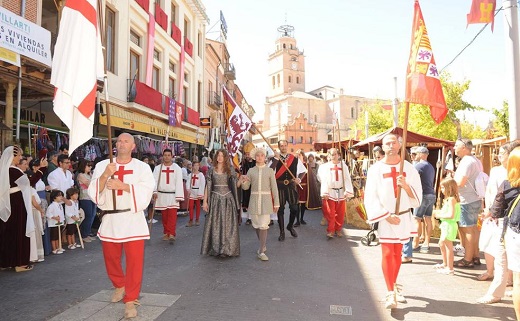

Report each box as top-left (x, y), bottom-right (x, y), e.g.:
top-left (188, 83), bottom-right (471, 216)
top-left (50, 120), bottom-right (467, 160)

top-left (364, 133), bottom-right (422, 310)
top-left (88, 133), bottom-right (155, 319)
top-left (153, 149), bottom-right (184, 241)
top-left (319, 148), bottom-right (354, 238)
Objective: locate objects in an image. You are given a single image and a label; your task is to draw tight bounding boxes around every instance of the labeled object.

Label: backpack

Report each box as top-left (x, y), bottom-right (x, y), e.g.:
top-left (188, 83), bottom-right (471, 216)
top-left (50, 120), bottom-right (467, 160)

top-left (473, 171), bottom-right (489, 199)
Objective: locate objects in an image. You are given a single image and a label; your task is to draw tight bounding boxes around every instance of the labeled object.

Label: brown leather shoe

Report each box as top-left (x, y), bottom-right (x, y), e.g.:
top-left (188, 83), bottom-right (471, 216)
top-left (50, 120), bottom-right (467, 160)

top-left (186, 221), bottom-right (193, 227)
top-left (162, 234), bottom-right (169, 241)
top-left (111, 287), bottom-right (125, 303)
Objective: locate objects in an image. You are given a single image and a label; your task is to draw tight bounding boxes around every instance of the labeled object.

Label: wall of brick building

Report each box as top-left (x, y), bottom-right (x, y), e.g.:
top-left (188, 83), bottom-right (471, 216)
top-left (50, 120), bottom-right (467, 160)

top-left (1, 0), bottom-right (39, 24)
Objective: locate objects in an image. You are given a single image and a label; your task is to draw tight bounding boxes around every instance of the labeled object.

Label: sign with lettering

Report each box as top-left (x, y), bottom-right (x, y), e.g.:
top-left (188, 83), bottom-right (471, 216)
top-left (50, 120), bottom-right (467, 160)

top-left (0, 6), bottom-right (52, 66)
top-left (0, 47), bottom-right (19, 66)
top-left (99, 105), bottom-right (206, 145)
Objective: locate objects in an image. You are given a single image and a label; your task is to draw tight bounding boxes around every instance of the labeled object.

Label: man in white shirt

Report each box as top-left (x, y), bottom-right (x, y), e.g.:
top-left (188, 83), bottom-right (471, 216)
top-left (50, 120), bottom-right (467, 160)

top-left (47, 154), bottom-right (74, 195)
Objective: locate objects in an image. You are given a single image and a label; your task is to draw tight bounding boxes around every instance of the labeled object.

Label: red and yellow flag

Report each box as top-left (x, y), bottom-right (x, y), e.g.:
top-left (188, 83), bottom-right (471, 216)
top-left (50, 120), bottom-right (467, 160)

top-left (467, 0), bottom-right (496, 31)
top-left (405, 0), bottom-right (447, 125)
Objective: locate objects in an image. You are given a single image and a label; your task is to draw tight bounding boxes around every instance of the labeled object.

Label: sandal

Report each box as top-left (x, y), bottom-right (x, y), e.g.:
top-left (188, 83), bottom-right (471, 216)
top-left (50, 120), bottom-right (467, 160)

top-left (473, 257), bottom-right (482, 265)
top-left (433, 263), bottom-right (446, 269)
top-left (476, 296), bottom-right (501, 304)
top-left (476, 272), bottom-right (494, 281)
top-left (15, 265), bottom-right (33, 272)
top-left (455, 258), bottom-right (474, 268)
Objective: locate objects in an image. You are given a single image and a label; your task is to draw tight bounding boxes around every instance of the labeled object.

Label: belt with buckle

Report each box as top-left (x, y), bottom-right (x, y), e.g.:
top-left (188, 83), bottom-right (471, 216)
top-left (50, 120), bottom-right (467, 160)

top-left (158, 191), bottom-right (176, 194)
top-left (98, 208), bottom-right (131, 221)
top-left (276, 179), bottom-right (291, 185)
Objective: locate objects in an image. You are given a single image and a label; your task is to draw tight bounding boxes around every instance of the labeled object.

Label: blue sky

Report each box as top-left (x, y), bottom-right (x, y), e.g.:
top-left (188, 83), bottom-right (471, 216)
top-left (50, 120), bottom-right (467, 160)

top-left (203, 0), bottom-right (508, 126)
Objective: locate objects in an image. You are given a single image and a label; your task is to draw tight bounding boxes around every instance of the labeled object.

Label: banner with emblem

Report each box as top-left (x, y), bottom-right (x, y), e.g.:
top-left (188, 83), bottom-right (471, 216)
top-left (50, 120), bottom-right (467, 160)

top-left (405, 0), bottom-right (447, 125)
top-left (222, 86), bottom-right (253, 168)
top-left (467, 0), bottom-right (496, 32)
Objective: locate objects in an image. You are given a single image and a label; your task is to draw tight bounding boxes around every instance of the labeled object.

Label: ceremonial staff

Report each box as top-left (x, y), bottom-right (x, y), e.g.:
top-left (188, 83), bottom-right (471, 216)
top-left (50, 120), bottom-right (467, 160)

top-left (148, 127), bottom-right (170, 236)
top-left (254, 124), bottom-right (303, 189)
top-left (336, 118), bottom-right (350, 226)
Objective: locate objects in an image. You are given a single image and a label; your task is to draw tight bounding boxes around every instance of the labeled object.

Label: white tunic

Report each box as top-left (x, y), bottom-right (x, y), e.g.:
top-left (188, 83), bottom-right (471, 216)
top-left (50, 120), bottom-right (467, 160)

top-left (153, 163), bottom-right (184, 209)
top-left (186, 172), bottom-right (205, 199)
top-left (47, 168), bottom-right (74, 195)
top-left (88, 159), bottom-right (155, 243)
top-left (318, 160), bottom-right (354, 201)
top-left (365, 161), bottom-right (422, 244)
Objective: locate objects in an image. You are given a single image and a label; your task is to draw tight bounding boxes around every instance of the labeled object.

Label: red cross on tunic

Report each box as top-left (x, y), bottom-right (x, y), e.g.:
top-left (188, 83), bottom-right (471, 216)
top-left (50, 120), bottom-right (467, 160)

top-left (330, 163), bottom-right (342, 181)
top-left (114, 166), bottom-right (133, 196)
top-left (162, 166), bottom-right (175, 184)
top-left (382, 167), bottom-right (406, 198)
top-left (191, 174), bottom-right (199, 187)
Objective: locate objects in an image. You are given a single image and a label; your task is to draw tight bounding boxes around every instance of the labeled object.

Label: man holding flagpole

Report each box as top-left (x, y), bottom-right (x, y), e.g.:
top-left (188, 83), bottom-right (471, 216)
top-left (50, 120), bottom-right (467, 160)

top-left (88, 133), bottom-right (155, 319)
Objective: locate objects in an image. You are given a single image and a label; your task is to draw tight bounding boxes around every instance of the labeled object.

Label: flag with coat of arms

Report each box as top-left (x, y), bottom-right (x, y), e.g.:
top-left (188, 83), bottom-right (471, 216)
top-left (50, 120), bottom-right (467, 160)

top-left (405, 0), bottom-right (447, 125)
top-left (51, 0), bottom-right (104, 154)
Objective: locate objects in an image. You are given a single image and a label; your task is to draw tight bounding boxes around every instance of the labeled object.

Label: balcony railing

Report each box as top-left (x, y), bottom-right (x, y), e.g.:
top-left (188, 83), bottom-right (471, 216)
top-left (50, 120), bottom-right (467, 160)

top-left (223, 63), bottom-right (236, 80)
top-left (207, 91), bottom-right (222, 107)
top-left (127, 79), bottom-right (165, 114)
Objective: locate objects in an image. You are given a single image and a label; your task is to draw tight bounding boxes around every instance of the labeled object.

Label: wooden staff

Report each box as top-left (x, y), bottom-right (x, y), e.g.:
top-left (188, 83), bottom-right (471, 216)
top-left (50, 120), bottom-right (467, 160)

top-left (76, 222), bottom-right (84, 249)
top-left (254, 124), bottom-right (303, 189)
top-left (336, 118), bottom-right (351, 226)
top-left (97, 0), bottom-right (117, 211)
top-left (436, 146), bottom-right (448, 209)
top-left (57, 222), bottom-right (63, 252)
top-left (394, 103), bottom-right (411, 214)
top-left (433, 146), bottom-right (442, 208)
top-left (148, 126), bottom-right (170, 234)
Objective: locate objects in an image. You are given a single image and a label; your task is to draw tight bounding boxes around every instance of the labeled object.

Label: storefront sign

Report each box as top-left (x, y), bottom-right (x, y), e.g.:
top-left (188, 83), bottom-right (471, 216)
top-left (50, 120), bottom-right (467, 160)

top-left (0, 47), bottom-right (20, 66)
top-left (0, 6), bottom-right (52, 66)
top-left (15, 104), bottom-right (67, 129)
top-left (99, 105), bottom-right (206, 145)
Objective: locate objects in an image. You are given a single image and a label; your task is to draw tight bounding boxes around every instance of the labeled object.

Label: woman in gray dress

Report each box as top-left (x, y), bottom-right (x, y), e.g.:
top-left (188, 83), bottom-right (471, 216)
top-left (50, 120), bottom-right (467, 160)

top-left (201, 149), bottom-right (242, 257)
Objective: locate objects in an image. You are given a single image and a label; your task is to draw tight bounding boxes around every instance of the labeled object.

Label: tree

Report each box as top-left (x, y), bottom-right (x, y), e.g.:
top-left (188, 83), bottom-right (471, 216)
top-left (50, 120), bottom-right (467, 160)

top-left (492, 100), bottom-right (509, 137)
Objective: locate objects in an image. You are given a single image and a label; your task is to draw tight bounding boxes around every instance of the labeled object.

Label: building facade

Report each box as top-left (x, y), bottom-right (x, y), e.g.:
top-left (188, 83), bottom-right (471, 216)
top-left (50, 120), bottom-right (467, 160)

top-left (259, 24), bottom-right (381, 152)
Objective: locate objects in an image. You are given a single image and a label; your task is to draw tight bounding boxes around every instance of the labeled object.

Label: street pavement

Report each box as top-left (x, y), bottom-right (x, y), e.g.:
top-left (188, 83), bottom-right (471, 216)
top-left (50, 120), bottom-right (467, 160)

top-left (0, 208), bottom-right (516, 321)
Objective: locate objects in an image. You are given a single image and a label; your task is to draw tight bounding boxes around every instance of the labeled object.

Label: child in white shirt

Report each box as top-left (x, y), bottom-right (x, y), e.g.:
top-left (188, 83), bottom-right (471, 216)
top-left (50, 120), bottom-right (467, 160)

top-left (46, 190), bottom-right (65, 254)
top-left (65, 188), bottom-right (80, 250)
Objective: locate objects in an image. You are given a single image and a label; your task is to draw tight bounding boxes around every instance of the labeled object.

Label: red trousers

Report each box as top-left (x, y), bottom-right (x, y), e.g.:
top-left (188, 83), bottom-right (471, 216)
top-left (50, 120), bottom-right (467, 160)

top-left (162, 208), bottom-right (178, 236)
top-left (102, 240), bottom-right (145, 303)
top-left (188, 199), bottom-right (201, 221)
top-left (381, 243), bottom-right (403, 291)
top-left (322, 199), bottom-right (346, 233)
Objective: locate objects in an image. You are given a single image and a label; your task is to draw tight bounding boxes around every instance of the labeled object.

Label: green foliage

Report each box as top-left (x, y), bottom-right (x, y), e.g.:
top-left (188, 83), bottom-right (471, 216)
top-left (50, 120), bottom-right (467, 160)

top-left (351, 72), bottom-right (486, 141)
top-left (492, 101), bottom-right (509, 137)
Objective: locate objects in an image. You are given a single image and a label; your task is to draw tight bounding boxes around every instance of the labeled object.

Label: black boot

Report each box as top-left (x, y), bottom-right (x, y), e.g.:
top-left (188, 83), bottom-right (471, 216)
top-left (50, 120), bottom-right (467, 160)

top-left (287, 226), bottom-right (298, 237)
top-left (278, 212), bottom-right (285, 241)
top-left (294, 204), bottom-right (301, 227)
top-left (300, 205), bottom-right (307, 225)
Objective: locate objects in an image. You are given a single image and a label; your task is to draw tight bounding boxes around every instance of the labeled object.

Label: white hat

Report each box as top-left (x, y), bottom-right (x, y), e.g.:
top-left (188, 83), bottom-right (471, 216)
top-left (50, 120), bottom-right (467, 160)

top-left (250, 147), bottom-right (266, 158)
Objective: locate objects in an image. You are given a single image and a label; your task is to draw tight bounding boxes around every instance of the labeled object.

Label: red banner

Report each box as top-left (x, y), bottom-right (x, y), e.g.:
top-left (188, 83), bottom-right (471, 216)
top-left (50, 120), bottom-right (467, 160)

top-left (467, 0), bottom-right (496, 31)
top-left (184, 37), bottom-right (193, 57)
top-left (171, 23), bottom-right (182, 45)
top-left (155, 3), bottom-right (168, 31)
top-left (135, 0), bottom-right (149, 13)
top-left (405, 0), bottom-right (447, 125)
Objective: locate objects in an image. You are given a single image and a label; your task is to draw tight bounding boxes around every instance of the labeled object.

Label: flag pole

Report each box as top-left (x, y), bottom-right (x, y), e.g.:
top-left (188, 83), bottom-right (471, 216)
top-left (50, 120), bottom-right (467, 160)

top-left (394, 102), bottom-right (410, 214)
top-left (97, 0), bottom-right (117, 210)
top-left (148, 126), bottom-right (170, 235)
top-left (254, 123), bottom-right (303, 189)
top-left (336, 118), bottom-right (349, 226)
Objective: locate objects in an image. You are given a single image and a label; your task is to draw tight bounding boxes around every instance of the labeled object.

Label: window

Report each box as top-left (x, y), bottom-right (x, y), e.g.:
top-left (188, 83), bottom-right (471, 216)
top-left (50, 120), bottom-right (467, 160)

top-left (106, 7), bottom-right (116, 73)
top-left (152, 66), bottom-right (159, 90)
top-left (130, 29), bottom-right (140, 47)
top-left (184, 18), bottom-right (189, 38)
top-left (130, 50), bottom-right (139, 80)
top-left (169, 61), bottom-right (175, 72)
top-left (290, 44), bottom-right (293, 49)
top-left (197, 31), bottom-right (202, 57)
top-left (300, 123), bottom-right (303, 129)
top-left (169, 77), bottom-right (175, 98)
top-left (290, 136), bottom-right (294, 143)
top-left (328, 133), bottom-right (333, 141)
top-left (351, 107), bottom-right (355, 118)
top-left (153, 48), bottom-right (160, 61)
top-left (283, 43), bottom-right (286, 49)
top-left (272, 76), bottom-right (275, 89)
top-left (300, 136), bottom-right (303, 143)
top-left (183, 85), bottom-right (187, 105)
top-left (314, 114), bottom-right (318, 123)
top-left (296, 76), bottom-right (300, 84)
top-left (270, 138), bottom-right (277, 144)
top-left (184, 71), bottom-right (188, 82)
top-left (197, 81), bottom-right (202, 112)
top-left (277, 74), bottom-right (280, 87)
top-left (288, 75), bottom-right (291, 83)
top-left (171, 2), bottom-right (176, 26)
top-left (309, 137), bottom-right (313, 143)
